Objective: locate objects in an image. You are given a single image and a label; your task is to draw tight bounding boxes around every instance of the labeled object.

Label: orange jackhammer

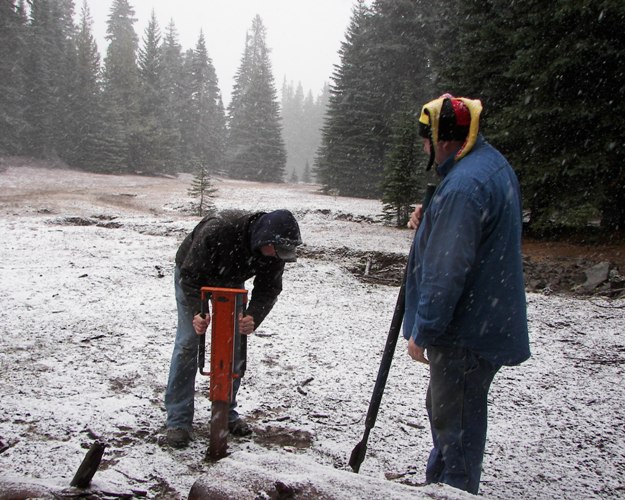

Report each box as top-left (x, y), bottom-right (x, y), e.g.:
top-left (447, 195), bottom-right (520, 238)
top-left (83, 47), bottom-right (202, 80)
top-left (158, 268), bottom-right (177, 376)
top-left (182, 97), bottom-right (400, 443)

top-left (198, 286), bottom-right (248, 460)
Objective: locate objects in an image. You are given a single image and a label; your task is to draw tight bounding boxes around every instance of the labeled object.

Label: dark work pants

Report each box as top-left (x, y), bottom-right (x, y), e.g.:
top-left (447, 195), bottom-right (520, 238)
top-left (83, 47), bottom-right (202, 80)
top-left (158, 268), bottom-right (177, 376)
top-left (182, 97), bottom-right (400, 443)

top-left (425, 345), bottom-right (500, 495)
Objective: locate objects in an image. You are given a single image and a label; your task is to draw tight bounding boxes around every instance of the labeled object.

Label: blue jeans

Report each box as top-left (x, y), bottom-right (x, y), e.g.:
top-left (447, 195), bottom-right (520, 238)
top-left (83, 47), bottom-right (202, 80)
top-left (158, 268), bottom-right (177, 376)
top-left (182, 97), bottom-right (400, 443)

top-left (165, 267), bottom-right (242, 430)
top-left (425, 345), bottom-right (500, 495)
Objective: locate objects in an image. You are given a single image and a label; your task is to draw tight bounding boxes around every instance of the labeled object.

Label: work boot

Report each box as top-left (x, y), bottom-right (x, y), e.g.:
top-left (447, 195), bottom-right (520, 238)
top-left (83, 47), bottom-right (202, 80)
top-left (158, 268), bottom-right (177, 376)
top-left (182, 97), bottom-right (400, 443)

top-left (167, 428), bottom-right (191, 448)
top-left (228, 418), bottom-right (252, 437)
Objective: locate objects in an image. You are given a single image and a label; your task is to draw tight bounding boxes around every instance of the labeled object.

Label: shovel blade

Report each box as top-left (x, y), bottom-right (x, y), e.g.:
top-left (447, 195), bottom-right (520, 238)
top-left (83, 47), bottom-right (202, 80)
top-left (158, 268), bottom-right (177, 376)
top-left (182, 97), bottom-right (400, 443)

top-left (348, 438), bottom-right (368, 473)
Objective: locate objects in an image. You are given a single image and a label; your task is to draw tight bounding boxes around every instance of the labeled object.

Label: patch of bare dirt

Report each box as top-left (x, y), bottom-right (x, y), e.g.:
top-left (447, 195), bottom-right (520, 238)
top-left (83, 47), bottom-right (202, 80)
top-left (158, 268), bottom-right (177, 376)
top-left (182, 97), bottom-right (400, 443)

top-left (522, 238), bottom-right (625, 297)
top-left (301, 232), bottom-right (625, 299)
top-left (0, 157), bottom-right (190, 217)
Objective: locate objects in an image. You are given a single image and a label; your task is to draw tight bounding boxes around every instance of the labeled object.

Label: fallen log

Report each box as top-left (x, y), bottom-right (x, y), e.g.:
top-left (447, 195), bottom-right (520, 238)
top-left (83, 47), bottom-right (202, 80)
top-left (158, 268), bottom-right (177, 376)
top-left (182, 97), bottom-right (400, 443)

top-left (0, 439), bottom-right (145, 498)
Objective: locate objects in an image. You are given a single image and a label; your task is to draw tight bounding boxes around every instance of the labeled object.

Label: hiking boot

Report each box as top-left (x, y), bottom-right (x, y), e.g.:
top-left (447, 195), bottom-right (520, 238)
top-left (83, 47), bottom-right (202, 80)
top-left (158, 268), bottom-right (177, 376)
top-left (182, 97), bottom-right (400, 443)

top-left (167, 428), bottom-right (191, 448)
top-left (228, 418), bottom-right (252, 437)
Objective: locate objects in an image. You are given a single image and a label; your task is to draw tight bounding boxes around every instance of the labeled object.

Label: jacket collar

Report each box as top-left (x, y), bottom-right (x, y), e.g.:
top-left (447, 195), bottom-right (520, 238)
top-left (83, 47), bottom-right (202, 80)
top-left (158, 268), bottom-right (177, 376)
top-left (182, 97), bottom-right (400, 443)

top-left (435, 134), bottom-right (485, 178)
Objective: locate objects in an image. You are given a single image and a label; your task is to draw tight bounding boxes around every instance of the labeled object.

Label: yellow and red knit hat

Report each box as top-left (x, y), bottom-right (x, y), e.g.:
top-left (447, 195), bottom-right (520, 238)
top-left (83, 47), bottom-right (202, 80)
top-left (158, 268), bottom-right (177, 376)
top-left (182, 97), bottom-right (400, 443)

top-left (418, 93), bottom-right (483, 170)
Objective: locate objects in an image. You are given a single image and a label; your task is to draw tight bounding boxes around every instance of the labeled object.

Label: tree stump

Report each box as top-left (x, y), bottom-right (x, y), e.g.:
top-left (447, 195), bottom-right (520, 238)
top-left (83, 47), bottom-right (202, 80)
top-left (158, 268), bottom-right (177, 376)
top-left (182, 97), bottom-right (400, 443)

top-left (70, 440), bottom-right (107, 488)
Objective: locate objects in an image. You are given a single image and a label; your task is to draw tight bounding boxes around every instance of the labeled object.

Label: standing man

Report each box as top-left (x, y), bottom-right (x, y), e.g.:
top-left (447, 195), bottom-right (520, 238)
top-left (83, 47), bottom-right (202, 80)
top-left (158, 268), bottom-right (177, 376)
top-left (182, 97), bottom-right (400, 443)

top-left (404, 94), bottom-right (530, 494)
top-left (166, 209), bottom-right (302, 448)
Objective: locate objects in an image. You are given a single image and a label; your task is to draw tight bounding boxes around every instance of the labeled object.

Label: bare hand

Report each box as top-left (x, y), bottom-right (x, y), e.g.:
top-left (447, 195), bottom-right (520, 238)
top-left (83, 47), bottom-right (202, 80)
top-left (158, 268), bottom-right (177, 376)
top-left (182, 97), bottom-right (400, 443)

top-left (193, 313), bottom-right (210, 335)
top-left (407, 204), bottom-right (424, 230)
top-left (238, 314), bottom-right (255, 335)
top-left (408, 337), bottom-right (429, 364)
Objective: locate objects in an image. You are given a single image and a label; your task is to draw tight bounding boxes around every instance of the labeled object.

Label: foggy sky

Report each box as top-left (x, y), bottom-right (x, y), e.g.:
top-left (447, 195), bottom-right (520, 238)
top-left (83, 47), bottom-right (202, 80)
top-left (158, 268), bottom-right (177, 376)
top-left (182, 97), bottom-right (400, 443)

top-left (86, 0), bottom-right (357, 105)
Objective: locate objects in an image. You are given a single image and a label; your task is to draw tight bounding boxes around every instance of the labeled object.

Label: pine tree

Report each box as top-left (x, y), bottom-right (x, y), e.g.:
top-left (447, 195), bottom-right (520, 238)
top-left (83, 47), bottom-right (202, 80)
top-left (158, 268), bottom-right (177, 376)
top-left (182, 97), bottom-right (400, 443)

top-left (22, 0), bottom-right (78, 160)
top-left (136, 10), bottom-right (173, 174)
top-left (281, 80), bottom-right (306, 178)
top-left (302, 88), bottom-right (324, 178)
top-left (436, 0), bottom-right (625, 232)
top-left (281, 81), bottom-right (327, 182)
top-left (503, 0), bottom-right (625, 232)
top-left (226, 15), bottom-right (286, 182)
top-left (160, 19), bottom-right (185, 170)
top-left (0, 0), bottom-right (28, 155)
top-left (314, 0), bottom-right (373, 196)
top-left (101, 0), bottom-right (139, 171)
top-left (179, 31), bottom-right (226, 174)
top-left (188, 163), bottom-right (217, 217)
top-left (381, 106), bottom-right (424, 227)
top-left (92, 103), bottom-right (129, 172)
top-left (315, 0), bottom-right (432, 198)
top-left (69, 0), bottom-right (103, 170)
top-left (53, 0), bottom-right (80, 163)
top-left (302, 160), bottom-right (312, 183)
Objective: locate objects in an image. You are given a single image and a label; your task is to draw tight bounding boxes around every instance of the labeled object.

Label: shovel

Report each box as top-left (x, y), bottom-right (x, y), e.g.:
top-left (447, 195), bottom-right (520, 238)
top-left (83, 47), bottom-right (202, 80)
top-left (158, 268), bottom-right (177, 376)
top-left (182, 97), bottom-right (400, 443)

top-left (349, 183), bottom-right (436, 473)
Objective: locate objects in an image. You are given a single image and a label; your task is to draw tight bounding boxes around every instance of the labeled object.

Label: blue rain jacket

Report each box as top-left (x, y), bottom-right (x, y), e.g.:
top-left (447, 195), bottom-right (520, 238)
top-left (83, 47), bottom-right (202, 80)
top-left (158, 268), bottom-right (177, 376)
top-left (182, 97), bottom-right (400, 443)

top-left (403, 135), bottom-right (530, 366)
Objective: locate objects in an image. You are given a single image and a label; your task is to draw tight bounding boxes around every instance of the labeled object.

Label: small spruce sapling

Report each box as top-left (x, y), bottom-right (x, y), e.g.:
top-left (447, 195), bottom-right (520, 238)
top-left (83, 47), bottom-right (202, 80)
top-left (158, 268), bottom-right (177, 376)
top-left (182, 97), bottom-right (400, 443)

top-left (188, 163), bottom-right (217, 217)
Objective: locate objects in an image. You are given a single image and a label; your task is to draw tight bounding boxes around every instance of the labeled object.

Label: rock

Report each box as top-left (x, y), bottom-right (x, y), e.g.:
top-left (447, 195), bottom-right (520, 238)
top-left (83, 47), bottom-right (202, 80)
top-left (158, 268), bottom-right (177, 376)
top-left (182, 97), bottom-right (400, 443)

top-left (187, 450), bottom-right (476, 500)
top-left (582, 261), bottom-right (610, 291)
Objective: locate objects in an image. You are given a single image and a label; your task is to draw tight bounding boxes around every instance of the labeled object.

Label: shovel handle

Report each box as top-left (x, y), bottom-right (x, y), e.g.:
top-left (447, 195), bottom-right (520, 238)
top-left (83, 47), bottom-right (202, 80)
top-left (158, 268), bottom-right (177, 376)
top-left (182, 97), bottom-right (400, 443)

top-left (364, 183), bottom-right (436, 428)
top-left (349, 183), bottom-right (436, 473)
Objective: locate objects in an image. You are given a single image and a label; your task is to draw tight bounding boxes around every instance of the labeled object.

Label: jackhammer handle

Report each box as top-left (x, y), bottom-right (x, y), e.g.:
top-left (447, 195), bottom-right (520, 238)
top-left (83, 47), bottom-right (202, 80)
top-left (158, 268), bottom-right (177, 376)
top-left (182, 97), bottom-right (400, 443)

top-left (234, 297), bottom-right (248, 378)
top-left (198, 292), bottom-right (209, 374)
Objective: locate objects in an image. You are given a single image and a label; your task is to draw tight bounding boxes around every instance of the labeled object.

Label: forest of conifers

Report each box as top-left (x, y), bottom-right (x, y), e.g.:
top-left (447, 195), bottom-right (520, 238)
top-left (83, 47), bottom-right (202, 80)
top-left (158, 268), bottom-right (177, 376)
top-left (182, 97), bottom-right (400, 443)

top-left (1, 0), bottom-right (624, 233)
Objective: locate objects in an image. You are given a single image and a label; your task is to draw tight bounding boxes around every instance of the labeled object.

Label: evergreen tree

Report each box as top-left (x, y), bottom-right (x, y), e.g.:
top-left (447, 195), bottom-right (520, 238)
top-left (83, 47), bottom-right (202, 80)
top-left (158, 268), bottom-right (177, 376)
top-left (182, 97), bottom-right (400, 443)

top-left (302, 160), bottom-right (312, 183)
top-left (179, 31), bottom-right (226, 174)
top-left (92, 103), bottom-right (128, 172)
top-left (101, 0), bottom-right (139, 171)
top-left (316, 0), bottom-right (432, 198)
top-left (281, 81), bottom-right (327, 181)
top-left (314, 0), bottom-right (373, 196)
top-left (0, 0), bottom-right (28, 155)
top-left (188, 162), bottom-right (218, 216)
top-left (160, 19), bottom-right (185, 170)
top-left (306, 84), bottom-right (329, 184)
top-left (69, 0), bottom-right (103, 169)
top-left (281, 80), bottom-right (306, 178)
top-left (302, 87), bottom-right (324, 179)
top-left (423, 0), bottom-right (462, 93)
top-left (506, 0), bottom-right (625, 232)
top-left (53, 0), bottom-right (80, 163)
top-left (226, 15), bottom-right (286, 182)
top-left (381, 105), bottom-right (424, 227)
top-left (136, 10), bottom-right (174, 173)
top-left (436, 0), bottom-right (625, 232)
top-left (22, 0), bottom-right (78, 160)
top-left (368, 0), bottom-right (432, 126)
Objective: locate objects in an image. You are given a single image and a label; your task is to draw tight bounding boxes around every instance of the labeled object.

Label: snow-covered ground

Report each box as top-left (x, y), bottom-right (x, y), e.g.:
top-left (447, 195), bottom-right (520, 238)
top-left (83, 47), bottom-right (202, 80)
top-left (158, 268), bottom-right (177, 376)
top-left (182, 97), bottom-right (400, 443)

top-left (0, 166), bottom-right (624, 498)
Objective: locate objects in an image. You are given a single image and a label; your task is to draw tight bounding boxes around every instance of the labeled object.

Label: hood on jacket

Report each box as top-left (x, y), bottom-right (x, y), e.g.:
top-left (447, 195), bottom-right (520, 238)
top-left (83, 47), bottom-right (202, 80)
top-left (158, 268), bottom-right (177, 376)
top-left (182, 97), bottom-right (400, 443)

top-left (250, 209), bottom-right (302, 262)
